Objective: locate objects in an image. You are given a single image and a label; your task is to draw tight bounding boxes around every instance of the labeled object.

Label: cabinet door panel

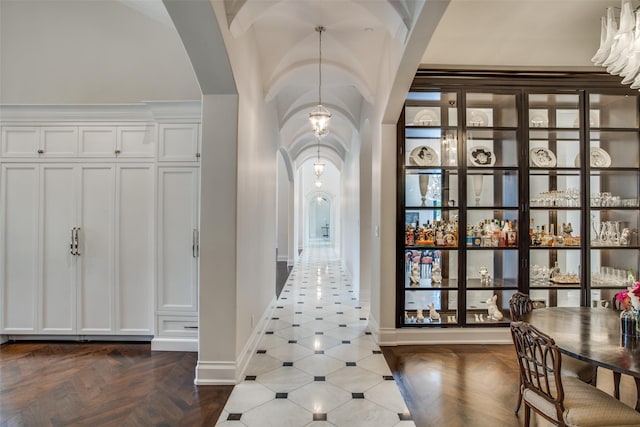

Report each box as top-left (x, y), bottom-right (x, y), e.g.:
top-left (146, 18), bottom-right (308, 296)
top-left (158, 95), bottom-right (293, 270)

top-left (1, 165), bottom-right (39, 332)
top-left (40, 165), bottom-right (77, 333)
top-left (157, 167), bottom-right (198, 312)
top-left (41, 127), bottom-right (78, 158)
top-left (158, 124), bottom-right (199, 161)
top-left (117, 126), bottom-right (155, 158)
top-left (116, 165), bottom-right (154, 333)
top-left (77, 165), bottom-right (115, 333)
top-left (1, 127), bottom-right (39, 157)
top-left (78, 127), bottom-right (116, 158)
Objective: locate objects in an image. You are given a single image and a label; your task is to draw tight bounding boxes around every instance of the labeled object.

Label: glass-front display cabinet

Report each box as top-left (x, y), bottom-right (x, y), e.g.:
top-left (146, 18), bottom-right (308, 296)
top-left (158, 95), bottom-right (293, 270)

top-left (397, 71), bottom-right (640, 328)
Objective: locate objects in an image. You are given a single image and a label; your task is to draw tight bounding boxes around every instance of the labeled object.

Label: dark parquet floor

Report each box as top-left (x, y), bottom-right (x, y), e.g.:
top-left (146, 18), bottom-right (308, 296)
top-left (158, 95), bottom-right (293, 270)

top-left (1, 342), bottom-right (637, 427)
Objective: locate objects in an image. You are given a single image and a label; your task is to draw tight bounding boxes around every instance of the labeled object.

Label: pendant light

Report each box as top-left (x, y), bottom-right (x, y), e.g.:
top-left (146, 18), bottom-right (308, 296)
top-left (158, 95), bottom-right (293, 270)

top-left (309, 26), bottom-right (331, 137)
top-left (313, 137), bottom-right (325, 178)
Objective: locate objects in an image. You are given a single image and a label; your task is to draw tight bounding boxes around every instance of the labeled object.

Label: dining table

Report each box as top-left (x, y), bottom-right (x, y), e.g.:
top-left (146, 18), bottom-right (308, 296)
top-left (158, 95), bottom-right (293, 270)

top-left (525, 306), bottom-right (640, 410)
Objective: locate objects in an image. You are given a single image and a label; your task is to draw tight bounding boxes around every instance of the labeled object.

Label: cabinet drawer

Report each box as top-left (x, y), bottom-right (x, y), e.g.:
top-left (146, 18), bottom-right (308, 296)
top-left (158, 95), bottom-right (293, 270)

top-left (158, 124), bottom-right (199, 161)
top-left (157, 316), bottom-right (198, 337)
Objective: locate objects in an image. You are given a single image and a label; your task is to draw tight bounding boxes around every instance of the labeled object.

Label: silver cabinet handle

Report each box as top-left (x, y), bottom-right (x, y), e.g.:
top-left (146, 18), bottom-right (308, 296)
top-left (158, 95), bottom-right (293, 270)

top-left (74, 227), bottom-right (81, 256)
top-left (192, 229), bottom-right (198, 258)
top-left (70, 228), bottom-right (76, 255)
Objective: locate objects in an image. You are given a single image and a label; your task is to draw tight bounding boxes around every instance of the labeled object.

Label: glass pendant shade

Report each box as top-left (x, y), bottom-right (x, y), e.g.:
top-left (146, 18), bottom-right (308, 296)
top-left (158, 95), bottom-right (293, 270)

top-left (309, 105), bottom-right (331, 138)
top-left (313, 161), bottom-right (325, 178)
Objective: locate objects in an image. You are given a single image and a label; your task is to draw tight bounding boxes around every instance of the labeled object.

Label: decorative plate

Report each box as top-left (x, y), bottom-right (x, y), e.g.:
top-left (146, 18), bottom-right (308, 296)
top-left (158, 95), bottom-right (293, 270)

top-left (468, 145), bottom-right (496, 167)
top-left (413, 109), bottom-right (440, 126)
top-left (529, 112), bottom-right (548, 128)
top-left (467, 110), bottom-right (489, 127)
top-left (573, 147), bottom-right (611, 168)
top-left (530, 147), bottom-right (557, 167)
top-left (409, 146), bottom-right (439, 166)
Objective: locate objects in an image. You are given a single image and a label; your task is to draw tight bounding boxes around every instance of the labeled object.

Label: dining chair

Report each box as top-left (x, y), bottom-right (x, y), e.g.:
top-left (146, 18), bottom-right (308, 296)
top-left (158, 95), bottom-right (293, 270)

top-left (510, 321), bottom-right (640, 427)
top-left (508, 292), bottom-right (597, 414)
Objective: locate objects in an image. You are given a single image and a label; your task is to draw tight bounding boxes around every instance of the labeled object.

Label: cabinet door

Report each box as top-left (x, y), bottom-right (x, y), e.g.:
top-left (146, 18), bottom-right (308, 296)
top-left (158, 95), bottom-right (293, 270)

top-left (158, 124), bottom-right (200, 161)
top-left (39, 165), bottom-right (77, 333)
top-left (115, 164), bottom-right (154, 334)
top-left (1, 164), bottom-right (39, 332)
top-left (1, 127), bottom-right (39, 157)
top-left (117, 126), bottom-right (156, 158)
top-left (78, 127), bottom-right (117, 158)
top-left (41, 127), bottom-right (78, 158)
top-left (157, 167), bottom-right (199, 313)
top-left (77, 165), bottom-right (115, 334)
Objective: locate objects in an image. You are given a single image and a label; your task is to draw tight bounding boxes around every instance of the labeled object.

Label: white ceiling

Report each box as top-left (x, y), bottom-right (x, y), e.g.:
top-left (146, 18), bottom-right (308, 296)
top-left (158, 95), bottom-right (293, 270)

top-left (1, 0), bottom-right (615, 166)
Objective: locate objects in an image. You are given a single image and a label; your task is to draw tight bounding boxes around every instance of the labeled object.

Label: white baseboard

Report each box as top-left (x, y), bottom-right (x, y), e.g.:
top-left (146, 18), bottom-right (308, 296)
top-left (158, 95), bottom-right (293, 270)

top-left (378, 326), bottom-right (511, 346)
top-left (235, 295), bottom-right (277, 381)
top-left (194, 295), bottom-right (277, 385)
top-left (195, 360), bottom-right (237, 385)
top-left (151, 337), bottom-right (197, 352)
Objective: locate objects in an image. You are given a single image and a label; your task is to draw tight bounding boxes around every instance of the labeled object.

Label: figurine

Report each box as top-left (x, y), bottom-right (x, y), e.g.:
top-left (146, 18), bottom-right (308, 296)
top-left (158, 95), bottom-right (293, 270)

top-left (416, 309), bottom-right (425, 322)
top-left (428, 303), bottom-right (440, 321)
top-left (409, 262), bottom-right (420, 287)
top-left (486, 294), bottom-right (504, 321)
top-left (431, 262), bottom-right (442, 284)
top-left (562, 222), bottom-right (573, 237)
top-left (621, 227), bottom-right (631, 246)
top-left (479, 266), bottom-right (491, 286)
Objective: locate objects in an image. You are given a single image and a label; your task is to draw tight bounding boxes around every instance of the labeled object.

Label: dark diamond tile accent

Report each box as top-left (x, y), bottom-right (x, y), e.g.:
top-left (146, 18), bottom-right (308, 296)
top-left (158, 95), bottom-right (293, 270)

top-left (365, 332), bottom-right (372, 335)
top-left (281, 297), bottom-right (288, 300)
top-left (227, 413), bottom-right (242, 421)
top-left (313, 413), bottom-right (327, 421)
top-left (342, 340), bottom-right (351, 344)
top-left (315, 350), bottom-right (324, 355)
top-left (352, 392), bottom-right (365, 399)
top-left (292, 324), bottom-right (300, 327)
top-left (339, 324), bottom-right (347, 327)
top-left (373, 350), bottom-right (382, 354)
top-left (288, 340), bottom-right (297, 344)
top-left (277, 306), bottom-right (284, 309)
top-left (316, 306), bottom-right (323, 309)
top-left (271, 317), bottom-right (279, 320)
top-left (336, 311), bottom-right (344, 314)
top-left (275, 392), bottom-right (288, 399)
top-left (265, 331), bottom-right (274, 335)
top-left (398, 413), bottom-right (413, 421)
top-left (384, 375), bottom-right (394, 380)
top-left (295, 311), bottom-right (302, 314)
top-left (360, 317), bottom-right (367, 320)
top-left (331, 287), bottom-right (337, 289)
top-left (348, 290), bottom-right (354, 293)
top-left (355, 306), bottom-right (362, 309)
top-left (284, 290), bottom-right (290, 292)
top-left (315, 332), bottom-right (324, 335)
top-left (283, 362), bottom-right (293, 367)
top-left (297, 302), bottom-right (304, 304)
top-left (299, 294), bottom-right (305, 296)
top-left (352, 298), bottom-right (357, 300)
top-left (245, 375), bottom-right (257, 381)
top-left (257, 350), bottom-right (267, 354)
top-left (346, 362), bottom-right (356, 367)
top-left (314, 376), bottom-right (326, 381)
top-left (315, 317), bottom-right (323, 320)
top-left (333, 294), bottom-right (339, 296)
top-left (334, 302), bottom-right (341, 304)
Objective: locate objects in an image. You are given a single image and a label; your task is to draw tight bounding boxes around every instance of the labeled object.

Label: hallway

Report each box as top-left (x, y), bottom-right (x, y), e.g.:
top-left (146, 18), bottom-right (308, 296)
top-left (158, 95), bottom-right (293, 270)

top-left (216, 244), bottom-right (414, 426)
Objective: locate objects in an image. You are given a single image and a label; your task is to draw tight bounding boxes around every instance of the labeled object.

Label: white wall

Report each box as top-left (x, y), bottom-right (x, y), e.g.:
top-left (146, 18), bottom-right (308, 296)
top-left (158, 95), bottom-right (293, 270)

top-left (276, 152), bottom-right (290, 262)
top-left (299, 161), bottom-right (341, 250)
top-left (0, 0), bottom-right (200, 104)
top-left (341, 135), bottom-right (361, 290)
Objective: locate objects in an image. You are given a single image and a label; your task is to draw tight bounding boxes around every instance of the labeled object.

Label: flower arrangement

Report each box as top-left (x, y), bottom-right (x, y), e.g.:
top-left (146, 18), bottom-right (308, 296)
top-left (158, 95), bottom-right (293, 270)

top-left (616, 282), bottom-right (640, 310)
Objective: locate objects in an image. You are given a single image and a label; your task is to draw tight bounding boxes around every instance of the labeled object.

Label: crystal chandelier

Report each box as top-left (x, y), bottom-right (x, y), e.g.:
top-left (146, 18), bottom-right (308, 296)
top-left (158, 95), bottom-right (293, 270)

top-left (309, 26), bottom-right (331, 137)
top-left (592, 0), bottom-right (640, 90)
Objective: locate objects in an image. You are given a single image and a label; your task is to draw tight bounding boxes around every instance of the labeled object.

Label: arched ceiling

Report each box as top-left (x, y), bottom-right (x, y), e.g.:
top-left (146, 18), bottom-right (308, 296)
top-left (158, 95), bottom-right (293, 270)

top-left (221, 0), bottom-right (421, 168)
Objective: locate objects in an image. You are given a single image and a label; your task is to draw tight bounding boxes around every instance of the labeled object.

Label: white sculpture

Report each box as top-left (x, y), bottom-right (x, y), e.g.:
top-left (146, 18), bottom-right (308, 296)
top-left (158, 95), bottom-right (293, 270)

top-left (621, 227), bottom-right (631, 246)
top-left (428, 303), bottom-right (440, 320)
top-left (486, 294), bottom-right (504, 321)
top-left (416, 309), bottom-right (425, 322)
top-left (409, 262), bottom-right (420, 287)
top-left (431, 262), bottom-right (442, 284)
top-left (479, 266), bottom-right (492, 286)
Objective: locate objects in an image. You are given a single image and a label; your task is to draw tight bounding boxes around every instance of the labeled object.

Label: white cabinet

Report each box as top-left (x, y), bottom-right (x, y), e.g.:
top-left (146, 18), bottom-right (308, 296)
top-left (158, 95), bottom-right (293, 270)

top-left (0, 163), bottom-right (155, 336)
top-left (115, 164), bottom-right (155, 334)
top-left (0, 164), bottom-right (39, 332)
top-left (77, 125), bottom-right (157, 158)
top-left (158, 124), bottom-right (200, 161)
top-left (1, 126), bottom-right (78, 158)
top-left (78, 127), bottom-right (116, 158)
top-left (153, 166), bottom-right (199, 350)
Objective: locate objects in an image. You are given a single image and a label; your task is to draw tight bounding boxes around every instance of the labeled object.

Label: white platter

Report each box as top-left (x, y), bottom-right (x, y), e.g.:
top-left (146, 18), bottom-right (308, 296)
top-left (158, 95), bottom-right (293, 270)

top-left (409, 146), bottom-right (439, 166)
top-left (413, 109), bottom-right (440, 126)
top-left (468, 145), bottom-right (496, 167)
top-left (573, 147), bottom-right (611, 168)
top-left (530, 147), bottom-right (557, 167)
top-left (467, 110), bottom-right (489, 127)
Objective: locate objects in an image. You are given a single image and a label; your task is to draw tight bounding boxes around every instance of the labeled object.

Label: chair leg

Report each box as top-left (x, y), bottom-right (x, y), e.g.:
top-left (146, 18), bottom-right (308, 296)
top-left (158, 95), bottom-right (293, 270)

top-left (592, 366), bottom-right (598, 386)
top-left (515, 383), bottom-right (523, 414)
top-left (524, 404), bottom-right (531, 427)
top-left (614, 371), bottom-right (621, 399)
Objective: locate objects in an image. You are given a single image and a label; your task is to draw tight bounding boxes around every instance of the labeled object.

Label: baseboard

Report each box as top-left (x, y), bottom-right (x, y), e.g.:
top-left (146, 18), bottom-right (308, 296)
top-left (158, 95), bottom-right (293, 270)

top-left (195, 360), bottom-right (237, 385)
top-left (1, 335), bottom-right (153, 342)
top-left (235, 295), bottom-right (277, 381)
top-left (194, 295), bottom-right (277, 385)
top-left (151, 337), bottom-right (197, 352)
top-left (377, 326), bottom-right (511, 346)
top-left (0, 335), bottom-right (7, 345)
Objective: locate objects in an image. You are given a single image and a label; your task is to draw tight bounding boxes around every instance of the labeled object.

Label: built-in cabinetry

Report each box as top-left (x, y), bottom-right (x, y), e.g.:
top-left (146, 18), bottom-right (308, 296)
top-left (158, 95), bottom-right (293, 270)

top-left (397, 72), bottom-right (640, 328)
top-left (0, 105), bottom-right (201, 351)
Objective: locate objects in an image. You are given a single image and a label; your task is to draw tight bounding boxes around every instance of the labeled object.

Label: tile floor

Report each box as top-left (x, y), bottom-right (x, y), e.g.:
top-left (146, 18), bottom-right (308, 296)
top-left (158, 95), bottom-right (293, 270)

top-left (216, 244), bottom-right (414, 427)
